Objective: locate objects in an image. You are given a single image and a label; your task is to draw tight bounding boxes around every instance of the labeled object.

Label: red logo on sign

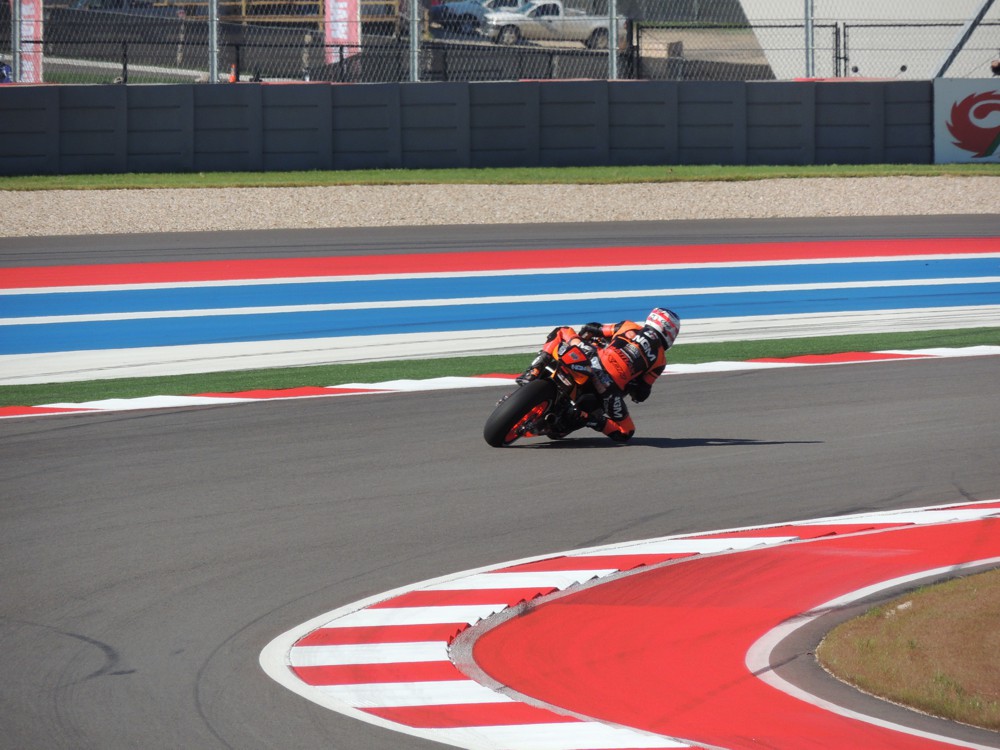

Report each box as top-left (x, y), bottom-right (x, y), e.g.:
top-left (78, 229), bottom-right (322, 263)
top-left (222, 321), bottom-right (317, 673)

top-left (947, 91), bottom-right (1000, 158)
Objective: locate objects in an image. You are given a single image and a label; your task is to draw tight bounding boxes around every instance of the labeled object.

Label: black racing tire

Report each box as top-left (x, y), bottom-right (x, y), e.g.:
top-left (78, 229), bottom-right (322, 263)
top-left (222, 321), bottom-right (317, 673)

top-left (483, 379), bottom-right (556, 447)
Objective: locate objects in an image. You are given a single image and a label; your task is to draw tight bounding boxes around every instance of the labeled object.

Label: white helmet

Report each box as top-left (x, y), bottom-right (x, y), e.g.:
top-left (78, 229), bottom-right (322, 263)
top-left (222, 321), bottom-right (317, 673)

top-left (645, 307), bottom-right (681, 349)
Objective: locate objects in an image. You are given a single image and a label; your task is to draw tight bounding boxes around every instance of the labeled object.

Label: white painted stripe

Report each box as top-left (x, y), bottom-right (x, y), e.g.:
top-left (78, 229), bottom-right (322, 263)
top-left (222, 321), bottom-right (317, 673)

top-left (802, 508), bottom-right (1000, 525)
top-left (422, 571), bottom-right (614, 591)
top-left (323, 604), bottom-right (508, 628)
top-left (42, 395), bottom-right (256, 410)
top-left (664, 361), bottom-right (798, 374)
top-left (427, 722), bottom-right (693, 749)
top-left (318, 679), bottom-right (512, 707)
top-left (6, 276), bottom-right (999, 325)
top-left (881, 345), bottom-right (1000, 358)
top-left (572, 537), bottom-right (797, 556)
top-left (336, 376), bottom-right (516, 392)
top-left (8, 252), bottom-right (999, 295)
top-left (289, 642), bottom-right (449, 667)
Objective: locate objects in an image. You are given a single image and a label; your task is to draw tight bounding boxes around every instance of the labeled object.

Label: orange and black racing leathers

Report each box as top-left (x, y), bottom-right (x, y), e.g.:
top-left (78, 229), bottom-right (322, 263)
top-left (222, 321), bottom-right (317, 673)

top-left (582, 320), bottom-right (667, 442)
top-left (523, 321), bottom-right (668, 442)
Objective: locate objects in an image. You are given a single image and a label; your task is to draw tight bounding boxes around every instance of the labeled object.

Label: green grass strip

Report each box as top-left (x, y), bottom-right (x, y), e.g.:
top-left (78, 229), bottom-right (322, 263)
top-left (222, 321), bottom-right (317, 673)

top-left (2, 163), bottom-right (997, 191)
top-left (3, 327), bottom-right (997, 408)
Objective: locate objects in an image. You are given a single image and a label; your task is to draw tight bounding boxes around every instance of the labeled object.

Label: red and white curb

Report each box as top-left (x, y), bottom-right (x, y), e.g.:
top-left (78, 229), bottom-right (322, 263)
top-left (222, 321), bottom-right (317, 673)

top-left (2, 345), bottom-right (998, 419)
top-left (259, 499), bottom-right (1000, 750)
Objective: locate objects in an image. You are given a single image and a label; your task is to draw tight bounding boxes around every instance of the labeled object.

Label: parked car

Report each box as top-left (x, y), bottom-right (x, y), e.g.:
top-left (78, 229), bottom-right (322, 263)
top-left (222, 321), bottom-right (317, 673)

top-left (483, 0), bottom-right (625, 49)
top-left (68, 0), bottom-right (185, 17)
top-left (429, 0), bottom-right (519, 34)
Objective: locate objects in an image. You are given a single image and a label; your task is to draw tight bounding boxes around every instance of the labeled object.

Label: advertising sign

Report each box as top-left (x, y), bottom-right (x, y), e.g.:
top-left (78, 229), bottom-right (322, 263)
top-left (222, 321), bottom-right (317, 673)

top-left (934, 78), bottom-right (1000, 163)
top-left (324, 0), bottom-right (360, 64)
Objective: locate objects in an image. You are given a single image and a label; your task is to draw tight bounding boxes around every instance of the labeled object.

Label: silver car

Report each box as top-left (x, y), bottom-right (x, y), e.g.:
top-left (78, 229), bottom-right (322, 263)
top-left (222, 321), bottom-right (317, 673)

top-left (484, 0), bottom-right (625, 48)
top-left (431, 0), bottom-right (521, 34)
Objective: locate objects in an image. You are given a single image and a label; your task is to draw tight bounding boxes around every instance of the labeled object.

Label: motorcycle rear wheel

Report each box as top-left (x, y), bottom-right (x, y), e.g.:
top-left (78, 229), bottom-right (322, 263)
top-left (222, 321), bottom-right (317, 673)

top-left (483, 379), bottom-right (556, 447)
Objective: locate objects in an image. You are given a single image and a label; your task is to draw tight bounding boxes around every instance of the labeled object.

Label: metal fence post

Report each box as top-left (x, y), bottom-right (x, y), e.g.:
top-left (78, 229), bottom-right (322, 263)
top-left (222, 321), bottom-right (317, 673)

top-left (608, 0), bottom-right (617, 79)
top-left (410, 0), bottom-right (420, 81)
top-left (843, 23), bottom-right (851, 75)
top-left (209, 0), bottom-right (219, 82)
top-left (804, 0), bottom-right (814, 77)
top-left (634, 22), bottom-right (642, 80)
top-left (11, 0), bottom-right (21, 81)
top-left (833, 22), bottom-right (841, 77)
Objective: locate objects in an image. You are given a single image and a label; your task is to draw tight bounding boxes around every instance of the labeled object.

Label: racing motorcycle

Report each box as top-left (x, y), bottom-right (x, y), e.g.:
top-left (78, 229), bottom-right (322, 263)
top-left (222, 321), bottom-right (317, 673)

top-left (483, 327), bottom-right (606, 447)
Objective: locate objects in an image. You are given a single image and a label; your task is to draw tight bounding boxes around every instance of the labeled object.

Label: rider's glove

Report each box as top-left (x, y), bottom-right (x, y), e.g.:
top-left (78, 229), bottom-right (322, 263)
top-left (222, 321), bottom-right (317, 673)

top-left (579, 322), bottom-right (604, 340)
top-left (628, 380), bottom-right (652, 403)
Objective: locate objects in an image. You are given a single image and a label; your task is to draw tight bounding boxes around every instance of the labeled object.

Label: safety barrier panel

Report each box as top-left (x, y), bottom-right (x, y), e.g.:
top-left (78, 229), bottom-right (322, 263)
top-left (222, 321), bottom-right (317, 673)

top-left (0, 79), bottom-right (934, 175)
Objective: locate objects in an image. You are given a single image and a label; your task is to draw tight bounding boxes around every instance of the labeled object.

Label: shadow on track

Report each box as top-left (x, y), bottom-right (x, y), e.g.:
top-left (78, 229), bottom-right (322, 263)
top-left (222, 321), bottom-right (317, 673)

top-left (508, 437), bottom-right (824, 449)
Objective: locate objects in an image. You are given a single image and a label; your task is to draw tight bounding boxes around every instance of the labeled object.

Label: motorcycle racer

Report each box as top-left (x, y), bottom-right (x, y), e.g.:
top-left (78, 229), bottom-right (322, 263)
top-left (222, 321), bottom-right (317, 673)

top-left (517, 307), bottom-right (681, 442)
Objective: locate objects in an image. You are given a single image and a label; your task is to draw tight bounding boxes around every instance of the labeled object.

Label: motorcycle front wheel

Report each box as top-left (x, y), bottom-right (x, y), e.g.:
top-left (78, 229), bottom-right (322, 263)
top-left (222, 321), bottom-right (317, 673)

top-left (483, 379), bottom-right (557, 447)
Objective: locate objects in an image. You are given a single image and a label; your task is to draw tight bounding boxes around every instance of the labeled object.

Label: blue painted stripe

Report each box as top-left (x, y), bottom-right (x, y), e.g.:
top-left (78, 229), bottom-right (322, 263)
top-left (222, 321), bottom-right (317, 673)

top-left (2, 258), bottom-right (998, 318)
top-left (3, 282), bottom-right (999, 355)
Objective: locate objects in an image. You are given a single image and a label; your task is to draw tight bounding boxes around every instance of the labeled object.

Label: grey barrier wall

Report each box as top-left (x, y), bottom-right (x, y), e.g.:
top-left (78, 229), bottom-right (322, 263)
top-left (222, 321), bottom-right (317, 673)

top-left (0, 80), bottom-right (932, 175)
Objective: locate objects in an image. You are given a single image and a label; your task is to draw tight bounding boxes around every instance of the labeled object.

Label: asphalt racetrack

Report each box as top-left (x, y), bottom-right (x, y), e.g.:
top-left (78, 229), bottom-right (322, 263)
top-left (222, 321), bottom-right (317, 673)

top-left (2, 216), bottom-right (999, 750)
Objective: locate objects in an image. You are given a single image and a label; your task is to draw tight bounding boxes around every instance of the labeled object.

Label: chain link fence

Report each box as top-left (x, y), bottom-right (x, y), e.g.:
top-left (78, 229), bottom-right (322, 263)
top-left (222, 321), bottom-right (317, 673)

top-left (2, 0), bottom-right (999, 83)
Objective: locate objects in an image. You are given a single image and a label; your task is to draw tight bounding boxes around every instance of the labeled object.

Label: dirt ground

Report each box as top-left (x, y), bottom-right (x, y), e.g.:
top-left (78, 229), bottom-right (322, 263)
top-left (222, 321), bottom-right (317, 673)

top-left (817, 568), bottom-right (1000, 731)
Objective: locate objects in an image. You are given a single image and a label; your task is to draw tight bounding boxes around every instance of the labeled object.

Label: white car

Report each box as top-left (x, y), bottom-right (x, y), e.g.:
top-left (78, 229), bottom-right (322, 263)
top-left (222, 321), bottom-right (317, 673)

top-left (484, 0), bottom-right (625, 48)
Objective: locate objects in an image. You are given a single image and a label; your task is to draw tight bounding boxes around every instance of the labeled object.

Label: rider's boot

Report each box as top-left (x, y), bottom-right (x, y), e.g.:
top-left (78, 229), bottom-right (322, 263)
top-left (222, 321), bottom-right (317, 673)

top-left (556, 403), bottom-right (599, 436)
